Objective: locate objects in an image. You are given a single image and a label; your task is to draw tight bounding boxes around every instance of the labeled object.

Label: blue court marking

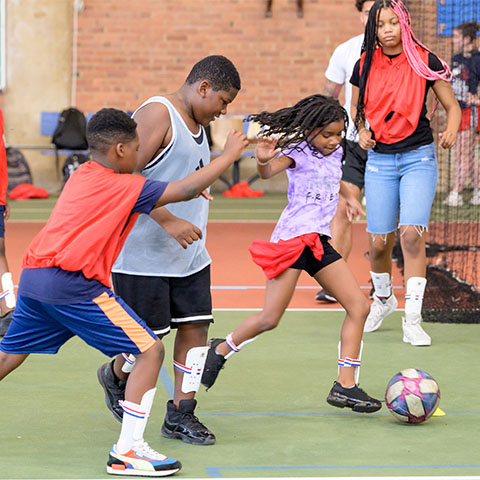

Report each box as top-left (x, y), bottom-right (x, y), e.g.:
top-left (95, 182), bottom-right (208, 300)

top-left (158, 365), bottom-right (174, 398)
top-left (198, 410), bottom-right (478, 417)
top-left (211, 285), bottom-right (480, 290)
top-left (205, 465), bottom-right (480, 478)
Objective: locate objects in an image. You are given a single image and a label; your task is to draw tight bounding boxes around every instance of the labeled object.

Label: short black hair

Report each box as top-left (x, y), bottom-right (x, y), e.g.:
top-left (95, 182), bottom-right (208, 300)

top-left (355, 0), bottom-right (371, 12)
top-left (455, 22), bottom-right (480, 43)
top-left (87, 108), bottom-right (137, 154)
top-left (185, 55), bottom-right (241, 91)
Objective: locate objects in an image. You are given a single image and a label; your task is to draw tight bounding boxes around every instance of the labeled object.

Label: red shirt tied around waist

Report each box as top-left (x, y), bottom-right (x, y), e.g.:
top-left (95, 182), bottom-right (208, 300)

top-left (249, 233), bottom-right (324, 280)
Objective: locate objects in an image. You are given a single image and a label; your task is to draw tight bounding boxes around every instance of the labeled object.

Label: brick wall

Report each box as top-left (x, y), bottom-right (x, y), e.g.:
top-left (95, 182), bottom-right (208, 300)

top-left (76, 0), bottom-right (364, 114)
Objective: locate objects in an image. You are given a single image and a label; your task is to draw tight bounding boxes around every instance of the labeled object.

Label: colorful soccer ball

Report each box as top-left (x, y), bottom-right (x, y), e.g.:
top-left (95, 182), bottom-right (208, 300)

top-left (385, 368), bottom-right (440, 424)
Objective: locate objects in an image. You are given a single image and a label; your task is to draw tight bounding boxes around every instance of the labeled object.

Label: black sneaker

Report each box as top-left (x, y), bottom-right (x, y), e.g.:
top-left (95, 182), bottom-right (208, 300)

top-left (97, 361), bottom-right (126, 422)
top-left (0, 310), bottom-right (13, 337)
top-left (161, 399), bottom-right (215, 445)
top-left (200, 338), bottom-right (226, 389)
top-left (315, 289), bottom-right (337, 303)
top-left (326, 381), bottom-right (382, 413)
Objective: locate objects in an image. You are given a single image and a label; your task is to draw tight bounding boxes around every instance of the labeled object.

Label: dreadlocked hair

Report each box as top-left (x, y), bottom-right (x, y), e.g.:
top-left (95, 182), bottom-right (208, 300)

top-left (355, 0), bottom-right (452, 129)
top-left (247, 94), bottom-right (348, 155)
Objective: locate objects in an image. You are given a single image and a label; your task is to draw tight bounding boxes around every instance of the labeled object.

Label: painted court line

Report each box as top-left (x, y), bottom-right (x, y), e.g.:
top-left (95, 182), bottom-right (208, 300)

top-left (206, 467), bottom-right (480, 478)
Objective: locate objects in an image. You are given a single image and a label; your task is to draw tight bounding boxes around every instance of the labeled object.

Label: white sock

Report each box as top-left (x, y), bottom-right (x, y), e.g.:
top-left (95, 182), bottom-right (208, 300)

top-left (116, 388), bottom-right (156, 454)
top-left (1, 272), bottom-right (16, 309)
top-left (404, 277), bottom-right (426, 317)
top-left (370, 271), bottom-right (392, 298)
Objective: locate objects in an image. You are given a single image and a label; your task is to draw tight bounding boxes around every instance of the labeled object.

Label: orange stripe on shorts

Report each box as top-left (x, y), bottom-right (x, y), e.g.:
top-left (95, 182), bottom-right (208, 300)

top-left (92, 292), bottom-right (155, 353)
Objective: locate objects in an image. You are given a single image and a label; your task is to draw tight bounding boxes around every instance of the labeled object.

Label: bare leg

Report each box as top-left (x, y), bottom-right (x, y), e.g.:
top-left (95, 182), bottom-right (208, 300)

top-left (369, 231), bottom-right (396, 275)
top-left (124, 339), bottom-right (163, 404)
top-left (172, 322), bottom-right (208, 406)
top-left (297, 0), bottom-right (303, 17)
top-left (314, 260), bottom-right (370, 387)
top-left (216, 268), bottom-right (301, 357)
top-left (330, 183), bottom-right (361, 260)
top-left (0, 351), bottom-right (29, 381)
top-left (399, 226), bottom-right (426, 281)
top-left (266, 0), bottom-right (273, 17)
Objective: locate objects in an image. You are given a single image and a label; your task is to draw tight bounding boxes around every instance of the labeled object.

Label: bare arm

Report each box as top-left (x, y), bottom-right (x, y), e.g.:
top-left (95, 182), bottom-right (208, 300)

top-left (324, 79), bottom-right (343, 98)
top-left (133, 103), bottom-right (171, 172)
top-left (254, 136), bottom-right (293, 179)
top-left (432, 79), bottom-right (461, 149)
top-left (351, 85), bottom-right (376, 150)
top-left (339, 180), bottom-right (365, 221)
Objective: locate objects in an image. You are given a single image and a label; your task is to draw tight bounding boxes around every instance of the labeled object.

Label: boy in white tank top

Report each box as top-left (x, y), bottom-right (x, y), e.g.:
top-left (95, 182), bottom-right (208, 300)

top-left (97, 56), bottom-right (242, 445)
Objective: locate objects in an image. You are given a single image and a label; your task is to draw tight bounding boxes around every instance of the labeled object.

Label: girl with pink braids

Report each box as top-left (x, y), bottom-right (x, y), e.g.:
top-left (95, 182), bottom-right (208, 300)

top-left (350, 0), bottom-right (461, 346)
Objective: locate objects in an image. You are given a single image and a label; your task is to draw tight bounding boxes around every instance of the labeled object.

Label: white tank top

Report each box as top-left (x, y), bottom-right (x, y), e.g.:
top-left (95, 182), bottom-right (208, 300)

top-left (113, 97), bottom-right (211, 277)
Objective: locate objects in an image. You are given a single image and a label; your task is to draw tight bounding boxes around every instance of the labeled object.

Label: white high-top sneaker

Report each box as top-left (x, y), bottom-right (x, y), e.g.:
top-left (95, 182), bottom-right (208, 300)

top-left (443, 191), bottom-right (463, 207)
top-left (470, 189), bottom-right (480, 206)
top-left (402, 314), bottom-right (431, 346)
top-left (364, 293), bottom-right (398, 332)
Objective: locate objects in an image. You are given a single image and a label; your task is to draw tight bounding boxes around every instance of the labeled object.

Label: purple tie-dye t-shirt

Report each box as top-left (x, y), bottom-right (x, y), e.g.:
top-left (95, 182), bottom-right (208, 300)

top-left (270, 142), bottom-right (343, 242)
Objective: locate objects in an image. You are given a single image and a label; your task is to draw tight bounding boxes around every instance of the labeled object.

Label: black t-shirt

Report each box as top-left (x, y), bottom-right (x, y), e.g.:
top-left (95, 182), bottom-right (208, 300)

top-left (350, 51), bottom-right (444, 153)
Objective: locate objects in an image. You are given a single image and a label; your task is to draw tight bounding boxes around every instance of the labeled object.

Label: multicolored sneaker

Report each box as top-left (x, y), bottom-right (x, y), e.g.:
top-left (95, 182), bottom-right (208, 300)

top-left (107, 441), bottom-right (181, 476)
top-left (326, 381), bottom-right (382, 413)
top-left (97, 361), bottom-right (126, 422)
top-left (161, 399), bottom-right (215, 445)
top-left (200, 338), bottom-right (226, 389)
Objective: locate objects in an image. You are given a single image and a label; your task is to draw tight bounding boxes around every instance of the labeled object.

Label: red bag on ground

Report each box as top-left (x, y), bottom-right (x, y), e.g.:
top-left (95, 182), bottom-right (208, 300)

top-left (8, 183), bottom-right (49, 200)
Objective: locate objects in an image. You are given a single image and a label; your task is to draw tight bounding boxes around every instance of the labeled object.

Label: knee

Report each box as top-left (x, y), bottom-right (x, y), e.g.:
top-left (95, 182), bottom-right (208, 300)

top-left (369, 242), bottom-right (389, 262)
top-left (257, 313), bottom-right (281, 333)
top-left (143, 338), bottom-right (164, 363)
top-left (401, 228), bottom-right (424, 256)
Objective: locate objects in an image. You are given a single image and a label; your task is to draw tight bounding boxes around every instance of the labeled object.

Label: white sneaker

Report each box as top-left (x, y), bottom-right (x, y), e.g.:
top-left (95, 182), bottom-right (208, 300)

top-left (402, 314), bottom-right (431, 346)
top-left (443, 191), bottom-right (463, 207)
top-left (470, 189), bottom-right (480, 206)
top-left (364, 293), bottom-right (398, 332)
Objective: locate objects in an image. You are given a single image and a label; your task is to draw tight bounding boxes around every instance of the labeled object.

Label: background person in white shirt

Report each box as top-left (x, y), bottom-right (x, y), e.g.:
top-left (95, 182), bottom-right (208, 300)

top-left (316, 0), bottom-right (374, 303)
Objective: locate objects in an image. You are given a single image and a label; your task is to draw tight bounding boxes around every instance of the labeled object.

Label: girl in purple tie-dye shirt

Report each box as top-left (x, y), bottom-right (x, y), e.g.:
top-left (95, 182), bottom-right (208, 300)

top-left (201, 95), bottom-right (382, 414)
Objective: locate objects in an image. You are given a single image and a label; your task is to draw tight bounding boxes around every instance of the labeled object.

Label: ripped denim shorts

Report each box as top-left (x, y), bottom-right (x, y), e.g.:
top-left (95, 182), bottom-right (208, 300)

top-left (364, 143), bottom-right (438, 235)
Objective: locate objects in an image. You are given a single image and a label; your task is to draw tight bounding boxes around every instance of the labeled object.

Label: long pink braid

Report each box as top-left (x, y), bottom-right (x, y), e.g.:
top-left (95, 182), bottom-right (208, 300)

top-left (391, 0), bottom-right (452, 81)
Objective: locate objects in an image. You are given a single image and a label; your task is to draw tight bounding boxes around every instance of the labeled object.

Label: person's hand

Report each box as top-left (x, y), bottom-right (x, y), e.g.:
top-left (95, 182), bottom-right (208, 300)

top-left (223, 129), bottom-right (248, 161)
top-left (439, 129), bottom-right (457, 149)
top-left (255, 136), bottom-right (282, 164)
top-left (345, 196), bottom-right (366, 222)
top-left (358, 128), bottom-right (376, 150)
top-left (162, 216), bottom-right (203, 249)
top-left (199, 189), bottom-right (214, 201)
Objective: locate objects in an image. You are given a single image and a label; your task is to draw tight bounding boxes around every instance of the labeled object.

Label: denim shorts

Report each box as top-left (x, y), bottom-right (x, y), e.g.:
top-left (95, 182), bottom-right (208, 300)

top-left (364, 143), bottom-right (438, 235)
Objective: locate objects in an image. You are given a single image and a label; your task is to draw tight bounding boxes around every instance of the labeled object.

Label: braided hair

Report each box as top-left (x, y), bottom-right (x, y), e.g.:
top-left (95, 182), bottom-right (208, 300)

top-left (247, 94), bottom-right (348, 156)
top-left (355, 0), bottom-right (452, 129)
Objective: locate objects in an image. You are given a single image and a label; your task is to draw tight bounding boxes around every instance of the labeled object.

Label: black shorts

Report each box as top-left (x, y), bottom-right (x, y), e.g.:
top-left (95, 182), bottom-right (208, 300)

top-left (341, 139), bottom-right (367, 190)
top-left (0, 206), bottom-right (5, 238)
top-left (289, 235), bottom-right (342, 277)
top-left (112, 265), bottom-right (213, 337)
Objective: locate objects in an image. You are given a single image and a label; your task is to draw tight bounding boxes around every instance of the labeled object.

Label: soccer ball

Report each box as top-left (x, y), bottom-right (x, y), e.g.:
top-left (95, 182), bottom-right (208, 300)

top-left (385, 368), bottom-right (440, 424)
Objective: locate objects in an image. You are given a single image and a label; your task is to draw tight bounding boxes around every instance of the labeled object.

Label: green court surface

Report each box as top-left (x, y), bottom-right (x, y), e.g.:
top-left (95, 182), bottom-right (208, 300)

top-left (1, 311), bottom-right (479, 479)
top-left (7, 193), bottom-right (289, 222)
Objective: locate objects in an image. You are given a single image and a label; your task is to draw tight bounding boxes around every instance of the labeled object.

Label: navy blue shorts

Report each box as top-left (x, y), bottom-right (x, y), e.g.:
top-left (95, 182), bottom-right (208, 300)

top-left (0, 290), bottom-right (157, 356)
top-left (0, 205), bottom-right (5, 238)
